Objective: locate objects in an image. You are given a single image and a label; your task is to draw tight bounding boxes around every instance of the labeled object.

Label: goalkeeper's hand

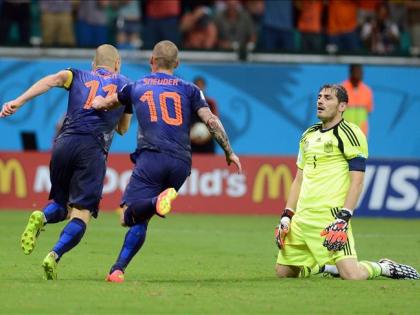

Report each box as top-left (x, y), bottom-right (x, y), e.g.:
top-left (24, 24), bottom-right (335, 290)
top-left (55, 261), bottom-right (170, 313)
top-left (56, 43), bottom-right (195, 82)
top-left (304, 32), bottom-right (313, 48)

top-left (320, 209), bottom-right (353, 251)
top-left (275, 208), bottom-right (295, 250)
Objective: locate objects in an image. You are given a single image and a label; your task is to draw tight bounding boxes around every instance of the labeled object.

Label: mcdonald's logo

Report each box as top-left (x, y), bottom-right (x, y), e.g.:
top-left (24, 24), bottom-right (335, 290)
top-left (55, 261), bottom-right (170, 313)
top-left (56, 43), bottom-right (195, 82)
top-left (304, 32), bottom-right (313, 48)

top-left (252, 164), bottom-right (292, 203)
top-left (0, 159), bottom-right (27, 198)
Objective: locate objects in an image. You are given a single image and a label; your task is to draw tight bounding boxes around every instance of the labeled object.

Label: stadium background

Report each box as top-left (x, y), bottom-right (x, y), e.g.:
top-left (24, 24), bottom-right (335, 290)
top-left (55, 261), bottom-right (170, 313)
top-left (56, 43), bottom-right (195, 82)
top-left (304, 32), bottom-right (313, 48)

top-left (0, 56), bottom-right (419, 218)
top-left (0, 0), bottom-right (419, 218)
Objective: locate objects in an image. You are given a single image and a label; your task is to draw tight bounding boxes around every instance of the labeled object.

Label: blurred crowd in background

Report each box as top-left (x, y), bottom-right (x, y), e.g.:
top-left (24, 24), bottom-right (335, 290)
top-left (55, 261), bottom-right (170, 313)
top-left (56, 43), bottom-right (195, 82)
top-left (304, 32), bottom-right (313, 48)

top-left (1, 0), bottom-right (420, 56)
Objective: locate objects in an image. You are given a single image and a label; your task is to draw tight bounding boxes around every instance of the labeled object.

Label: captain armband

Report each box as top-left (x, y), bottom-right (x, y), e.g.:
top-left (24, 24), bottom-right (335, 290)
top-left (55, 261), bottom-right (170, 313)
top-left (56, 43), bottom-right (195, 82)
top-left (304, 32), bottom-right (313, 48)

top-left (347, 156), bottom-right (366, 172)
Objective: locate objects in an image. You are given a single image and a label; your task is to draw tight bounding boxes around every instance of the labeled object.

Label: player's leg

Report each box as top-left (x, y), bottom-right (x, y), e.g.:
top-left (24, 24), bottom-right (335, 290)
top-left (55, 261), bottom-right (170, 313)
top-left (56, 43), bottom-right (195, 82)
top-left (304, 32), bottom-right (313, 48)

top-left (275, 264), bottom-right (301, 278)
top-left (107, 151), bottom-right (163, 282)
top-left (42, 137), bottom-right (105, 279)
top-left (20, 201), bottom-right (69, 255)
top-left (106, 219), bottom-right (148, 283)
top-left (122, 188), bottom-right (177, 223)
top-left (107, 152), bottom-right (189, 282)
top-left (335, 258), bottom-right (373, 280)
top-left (106, 192), bottom-right (178, 282)
top-left (42, 201), bottom-right (69, 223)
top-left (337, 257), bottom-right (419, 280)
top-left (122, 151), bottom-right (188, 222)
top-left (275, 219), bottom-right (318, 278)
top-left (43, 137), bottom-right (73, 226)
top-left (21, 139), bottom-right (71, 255)
top-left (315, 222), bottom-right (418, 280)
top-left (43, 207), bottom-right (90, 280)
top-left (307, 219), bottom-right (366, 280)
top-left (326, 227), bottom-right (383, 280)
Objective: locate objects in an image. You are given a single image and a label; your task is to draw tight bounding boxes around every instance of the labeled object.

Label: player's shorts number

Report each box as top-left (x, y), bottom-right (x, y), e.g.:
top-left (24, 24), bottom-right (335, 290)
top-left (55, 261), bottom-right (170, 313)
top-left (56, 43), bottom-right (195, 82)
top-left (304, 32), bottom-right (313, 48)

top-left (140, 90), bottom-right (183, 126)
top-left (83, 80), bottom-right (117, 109)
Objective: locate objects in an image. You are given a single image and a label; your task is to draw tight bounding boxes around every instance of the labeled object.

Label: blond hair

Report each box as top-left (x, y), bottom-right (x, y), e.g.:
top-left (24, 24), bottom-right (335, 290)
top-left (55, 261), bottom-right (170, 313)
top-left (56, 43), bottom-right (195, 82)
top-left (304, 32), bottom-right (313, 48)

top-left (152, 40), bottom-right (179, 70)
top-left (93, 44), bottom-right (120, 69)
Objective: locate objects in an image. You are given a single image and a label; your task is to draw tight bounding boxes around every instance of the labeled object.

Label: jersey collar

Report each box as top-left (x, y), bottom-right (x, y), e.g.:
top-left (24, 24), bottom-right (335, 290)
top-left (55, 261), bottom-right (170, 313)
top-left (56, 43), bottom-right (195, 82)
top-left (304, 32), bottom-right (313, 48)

top-left (320, 119), bottom-right (343, 133)
top-left (94, 67), bottom-right (113, 76)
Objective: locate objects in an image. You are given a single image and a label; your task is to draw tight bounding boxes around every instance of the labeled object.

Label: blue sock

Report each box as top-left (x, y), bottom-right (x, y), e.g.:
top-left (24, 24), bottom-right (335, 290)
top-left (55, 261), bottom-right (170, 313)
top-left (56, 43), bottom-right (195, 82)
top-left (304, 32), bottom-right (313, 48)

top-left (43, 202), bottom-right (68, 224)
top-left (110, 222), bottom-right (147, 273)
top-left (127, 198), bottom-right (157, 223)
top-left (52, 218), bottom-right (86, 259)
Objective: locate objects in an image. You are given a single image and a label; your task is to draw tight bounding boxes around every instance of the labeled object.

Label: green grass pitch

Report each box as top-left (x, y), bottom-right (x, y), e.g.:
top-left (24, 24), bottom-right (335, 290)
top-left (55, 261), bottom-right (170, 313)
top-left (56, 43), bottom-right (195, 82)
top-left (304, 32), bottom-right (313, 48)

top-left (0, 210), bottom-right (419, 314)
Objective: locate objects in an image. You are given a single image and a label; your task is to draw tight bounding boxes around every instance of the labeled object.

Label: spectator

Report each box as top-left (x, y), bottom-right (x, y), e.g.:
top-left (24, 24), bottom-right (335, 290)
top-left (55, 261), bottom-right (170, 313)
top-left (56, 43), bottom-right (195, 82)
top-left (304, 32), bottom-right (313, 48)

top-left (143, 0), bottom-right (181, 49)
top-left (261, 0), bottom-right (294, 51)
top-left (389, 0), bottom-right (408, 32)
top-left (115, 0), bottom-right (142, 50)
top-left (327, 0), bottom-right (360, 53)
top-left (361, 2), bottom-right (400, 54)
top-left (39, 0), bottom-right (75, 47)
top-left (0, 0), bottom-right (31, 46)
top-left (341, 64), bottom-right (374, 136)
top-left (76, 0), bottom-right (110, 47)
top-left (357, 0), bottom-right (381, 26)
top-left (405, 0), bottom-right (420, 54)
top-left (388, 0), bottom-right (409, 53)
top-left (243, 0), bottom-right (264, 49)
top-left (180, 5), bottom-right (217, 50)
top-left (243, 0), bottom-right (264, 25)
top-left (214, 0), bottom-right (256, 52)
top-left (295, 0), bottom-right (323, 52)
top-left (191, 76), bottom-right (219, 154)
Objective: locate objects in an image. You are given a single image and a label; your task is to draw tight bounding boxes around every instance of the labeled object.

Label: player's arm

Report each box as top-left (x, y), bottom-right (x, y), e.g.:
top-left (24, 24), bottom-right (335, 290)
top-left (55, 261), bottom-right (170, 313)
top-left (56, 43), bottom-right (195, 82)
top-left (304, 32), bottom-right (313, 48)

top-left (343, 170), bottom-right (364, 211)
top-left (275, 169), bottom-right (302, 249)
top-left (115, 113), bottom-right (132, 135)
top-left (0, 70), bottom-right (71, 117)
top-left (321, 123), bottom-right (368, 251)
top-left (320, 160), bottom-right (366, 252)
top-left (115, 102), bottom-right (133, 135)
top-left (285, 168), bottom-right (303, 211)
top-left (92, 82), bottom-right (133, 111)
top-left (91, 93), bottom-right (121, 111)
top-left (196, 106), bottom-right (242, 173)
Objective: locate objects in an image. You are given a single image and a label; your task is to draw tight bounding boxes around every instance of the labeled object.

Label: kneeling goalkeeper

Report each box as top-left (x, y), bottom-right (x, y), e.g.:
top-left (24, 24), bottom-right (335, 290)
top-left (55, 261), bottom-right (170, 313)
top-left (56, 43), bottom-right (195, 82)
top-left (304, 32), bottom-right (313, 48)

top-left (274, 84), bottom-right (419, 280)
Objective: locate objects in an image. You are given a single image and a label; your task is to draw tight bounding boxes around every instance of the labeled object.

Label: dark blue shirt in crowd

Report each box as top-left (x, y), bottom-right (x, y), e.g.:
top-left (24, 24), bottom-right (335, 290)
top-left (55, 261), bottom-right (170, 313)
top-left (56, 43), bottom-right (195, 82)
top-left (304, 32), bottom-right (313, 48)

top-left (58, 68), bottom-right (131, 152)
top-left (118, 72), bottom-right (208, 164)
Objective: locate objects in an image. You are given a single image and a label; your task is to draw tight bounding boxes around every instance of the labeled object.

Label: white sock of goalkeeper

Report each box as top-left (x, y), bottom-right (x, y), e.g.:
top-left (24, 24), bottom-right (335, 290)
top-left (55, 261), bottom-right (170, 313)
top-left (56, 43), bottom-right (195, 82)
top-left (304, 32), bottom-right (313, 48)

top-left (324, 264), bottom-right (338, 275)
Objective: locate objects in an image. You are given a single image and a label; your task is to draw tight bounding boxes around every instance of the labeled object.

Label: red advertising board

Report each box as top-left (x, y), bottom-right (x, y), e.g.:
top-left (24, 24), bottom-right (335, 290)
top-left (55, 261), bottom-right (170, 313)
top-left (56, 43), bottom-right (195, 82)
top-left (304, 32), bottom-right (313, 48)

top-left (0, 152), bottom-right (296, 215)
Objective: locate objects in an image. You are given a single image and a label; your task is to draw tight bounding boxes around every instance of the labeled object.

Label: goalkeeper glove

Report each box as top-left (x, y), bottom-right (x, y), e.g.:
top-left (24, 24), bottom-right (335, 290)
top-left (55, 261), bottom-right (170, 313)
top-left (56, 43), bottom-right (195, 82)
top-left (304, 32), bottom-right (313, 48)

top-left (320, 209), bottom-right (353, 251)
top-left (275, 208), bottom-right (295, 250)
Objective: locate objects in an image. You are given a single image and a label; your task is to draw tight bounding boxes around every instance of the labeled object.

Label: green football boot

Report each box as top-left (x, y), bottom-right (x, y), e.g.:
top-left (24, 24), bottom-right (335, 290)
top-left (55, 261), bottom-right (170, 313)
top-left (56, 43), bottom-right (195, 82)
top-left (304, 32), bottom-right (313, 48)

top-left (21, 211), bottom-right (44, 255)
top-left (42, 252), bottom-right (58, 280)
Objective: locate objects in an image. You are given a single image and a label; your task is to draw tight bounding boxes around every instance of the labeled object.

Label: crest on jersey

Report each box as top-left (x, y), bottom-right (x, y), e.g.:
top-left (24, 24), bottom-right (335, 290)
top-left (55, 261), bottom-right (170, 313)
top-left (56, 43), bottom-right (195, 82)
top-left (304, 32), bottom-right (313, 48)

top-left (324, 140), bottom-right (333, 153)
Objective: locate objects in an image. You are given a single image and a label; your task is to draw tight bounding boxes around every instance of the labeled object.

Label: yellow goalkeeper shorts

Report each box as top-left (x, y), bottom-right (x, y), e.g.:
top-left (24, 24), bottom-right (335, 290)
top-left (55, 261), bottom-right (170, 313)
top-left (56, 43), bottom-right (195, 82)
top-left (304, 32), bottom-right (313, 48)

top-left (276, 216), bottom-right (357, 268)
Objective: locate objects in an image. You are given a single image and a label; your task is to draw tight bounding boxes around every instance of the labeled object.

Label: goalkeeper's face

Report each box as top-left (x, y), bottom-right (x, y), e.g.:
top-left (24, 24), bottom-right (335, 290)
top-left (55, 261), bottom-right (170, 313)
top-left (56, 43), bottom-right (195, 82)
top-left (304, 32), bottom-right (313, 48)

top-left (316, 88), bottom-right (346, 122)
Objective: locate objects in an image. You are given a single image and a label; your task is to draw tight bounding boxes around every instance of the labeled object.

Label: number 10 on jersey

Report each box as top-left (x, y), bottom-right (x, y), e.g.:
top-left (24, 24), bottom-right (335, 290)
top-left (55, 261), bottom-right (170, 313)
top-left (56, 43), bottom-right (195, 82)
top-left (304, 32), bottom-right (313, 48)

top-left (140, 90), bottom-right (183, 126)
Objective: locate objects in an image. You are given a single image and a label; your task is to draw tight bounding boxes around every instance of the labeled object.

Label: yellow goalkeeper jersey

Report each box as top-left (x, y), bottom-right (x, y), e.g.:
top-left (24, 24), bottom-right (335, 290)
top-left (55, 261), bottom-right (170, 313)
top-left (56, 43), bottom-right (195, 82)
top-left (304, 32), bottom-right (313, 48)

top-left (295, 119), bottom-right (368, 223)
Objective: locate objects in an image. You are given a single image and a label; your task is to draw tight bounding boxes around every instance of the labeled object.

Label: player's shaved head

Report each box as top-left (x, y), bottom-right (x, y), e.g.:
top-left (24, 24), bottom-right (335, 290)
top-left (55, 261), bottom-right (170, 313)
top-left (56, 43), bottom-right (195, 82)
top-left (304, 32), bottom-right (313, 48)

top-left (152, 40), bottom-right (179, 70)
top-left (93, 44), bottom-right (120, 71)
